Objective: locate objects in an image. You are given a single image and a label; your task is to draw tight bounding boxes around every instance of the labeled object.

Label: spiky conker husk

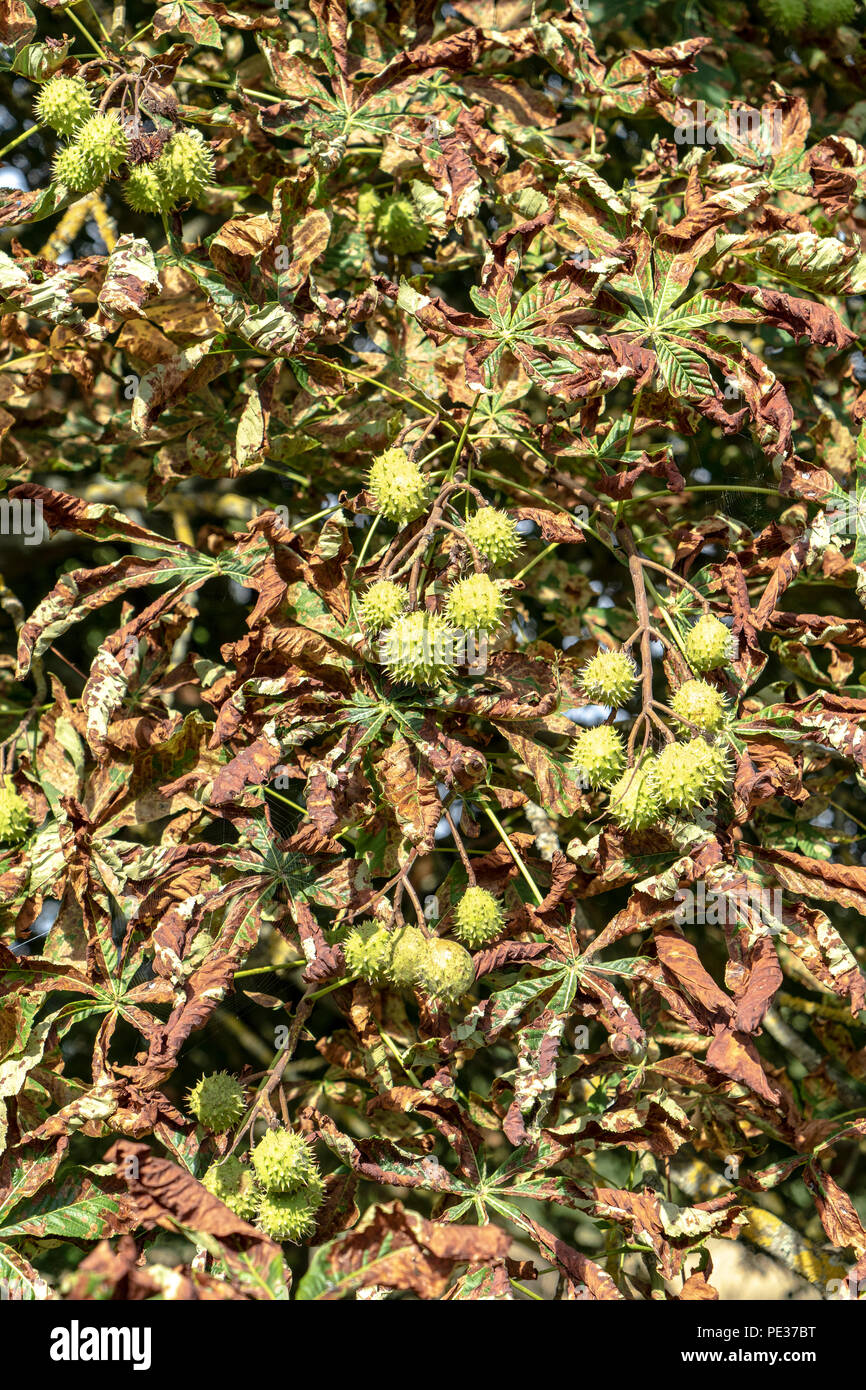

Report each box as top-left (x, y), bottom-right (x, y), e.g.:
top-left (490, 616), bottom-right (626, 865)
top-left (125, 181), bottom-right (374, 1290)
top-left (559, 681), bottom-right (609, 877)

top-left (570, 723), bottom-right (626, 788)
top-left (257, 1187), bottom-right (323, 1243)
top-left (683, 614), bottom-right (733, 672)
top-left (35, 75), bottom-right (94, 135)
top-left (251, 1127), bottom-right (320, 1194)
top-left (0, 778), bottom-right (31, 844)
top-left (453, 886), bottom-right (505, 949)
top-left (203, 1156), bottom-right (259, 1220)
top-left (416, 937), bottom-right (475, 1002)
top-left (607, 761), bottom-right (663, 831)
top-left (670, 679), bottom-right (728, 733)
top-left (123, 163), bottom-right (170, 213)
top-left (444, 573), bottom-right (507, 635)
top-left (358, 579), bottom-right (408, 633)
top-left (760, 0), bottom-right (807, 28)
top-left (379, 610), bottom-right (458, 686)
top-left (53, 143), bottom-right (101, 193)
top-left (342, 919), bottom-right (395, 983)
top-left (656, 739), bottom-right (715, 813)
top-left (75, 113), bottom-right (130, 181)
top-left (464, 508), bottom-right (522, 566)
top-left (704, 740), bottom-right (734, 795)
top-left (188, 1072), bottom-right (245, 1132)
top-left (580, 649), bottom-right (638, 707)
top-left (356, 183), bottom-right (381, 227)
top-left (156, 129), bottom-right (215, 202)
top-left (807, 0), bottom-right (857, 26)
top-left (387, 924), bottom-right (429, 986)
top-left (375, 194), bottom-right (428, 254)
top-left (368, 447), bottom-right (429, 526)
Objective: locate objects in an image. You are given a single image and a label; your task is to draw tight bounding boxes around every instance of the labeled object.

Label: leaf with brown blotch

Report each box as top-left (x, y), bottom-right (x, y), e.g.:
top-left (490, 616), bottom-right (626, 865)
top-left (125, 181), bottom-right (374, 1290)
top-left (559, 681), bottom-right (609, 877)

top-left (473, 940), bottom-right (550, 977)
top-left (375, 732), bottom-right (442, 851)
top-left (516, 1218), bottom-right (624, 1299)
top-left (297, 1200), bottom-right (510, 1300)
top-left (803, 1165), bottom-right (866, 1257)
top-left (104, 1141), bottom-right (286, 1291)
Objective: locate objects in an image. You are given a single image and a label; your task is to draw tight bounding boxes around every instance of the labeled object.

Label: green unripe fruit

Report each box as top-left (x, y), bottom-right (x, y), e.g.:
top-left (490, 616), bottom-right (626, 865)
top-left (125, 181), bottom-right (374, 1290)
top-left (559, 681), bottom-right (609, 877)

top-left (464, 508), bottom-right (522, 566)
top-left (416, 937), bottom-right (475, 1002)
top-left (453, 886), bottom-right (505, 949)
top-left (683, 614), bottom-right (733, 672)
top-left (375, 194), bottom-right (428, 254)
top-left (379, 610), bottom-right (458, 686)
top-left (570, 724), bottom-right (626, 788)
top-left (387, 924), bottom-right (429, 986)
top-left (257, 1188), bottom-right (323, 1243)
top-left (203, 1156), bottom-right (259, 1220)
top-left (0, 777), bottom-right (31, 844)
top-left (444, 573), bottom-right (507, 635)
top-left (704, 740), bottom-right (734, 795)
top-left (75, 113), bottom-right (130, 181)
top-left (655, 739), bottom-right (715, 814)
top-left (607, 761), bottom-right (662, 831)
top-left (580, 649), bottom-right (638, 707)
top-left (357, 183), bottom-right (381, 226)
top-left (35, 75), bottom-right (94, 135)
top-left (759, 0), bottom-right (807, 29)
top-left (53, 143), bottom-right (101, 193)
top-left (251, 1127), bottom-right (319, 1194)
top-left (342, 919), bottom-right (395, 983)
top-left (670, 679), bottom-right (727, 733)
top-left (368, 447), bottom-right (429, 526)
top-left (124, 163), bottom-right (170, 213)
top-left (156, 129), bottom-right (215, 203)
top-left (188, 1072), bottom-right (245, 1132)
top-left (358, 579), bottom-right (408, 633)
top-left (807, 0), bottom-right (855, 25)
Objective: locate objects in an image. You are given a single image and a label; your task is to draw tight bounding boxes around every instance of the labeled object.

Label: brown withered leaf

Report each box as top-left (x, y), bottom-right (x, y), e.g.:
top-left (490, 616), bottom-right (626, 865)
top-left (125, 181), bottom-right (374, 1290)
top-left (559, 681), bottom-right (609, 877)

top-left (305, 1201), bottom-right (510, 1300)
top-left (375, 732), bottom-right (442, 851)
top-left (803, 1166), bottom-right (866, 1256)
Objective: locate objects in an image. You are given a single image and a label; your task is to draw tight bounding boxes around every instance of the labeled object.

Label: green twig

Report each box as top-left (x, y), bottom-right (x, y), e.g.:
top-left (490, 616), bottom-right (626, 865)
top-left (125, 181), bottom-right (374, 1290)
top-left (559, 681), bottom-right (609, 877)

top-left (483, 802), bottom-right (544, 906)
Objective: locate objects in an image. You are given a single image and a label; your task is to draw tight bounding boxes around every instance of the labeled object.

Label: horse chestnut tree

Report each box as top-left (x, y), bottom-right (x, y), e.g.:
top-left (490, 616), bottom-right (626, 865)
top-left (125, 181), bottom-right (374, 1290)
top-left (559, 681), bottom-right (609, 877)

top-left (0, 0), bottom-right (864, 1314)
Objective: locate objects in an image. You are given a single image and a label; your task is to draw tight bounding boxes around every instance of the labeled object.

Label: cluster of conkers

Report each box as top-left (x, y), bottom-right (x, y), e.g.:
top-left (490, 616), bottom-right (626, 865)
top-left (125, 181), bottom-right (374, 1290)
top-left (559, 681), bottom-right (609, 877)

top-left (35, 72), bottom-right (213, 211)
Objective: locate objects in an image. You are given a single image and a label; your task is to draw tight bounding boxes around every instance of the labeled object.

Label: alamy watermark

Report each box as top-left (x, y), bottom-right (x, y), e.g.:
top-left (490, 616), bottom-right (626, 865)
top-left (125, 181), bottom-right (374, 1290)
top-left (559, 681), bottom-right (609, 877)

top-left (674, 880), bottom-right (783, 928)
top-left (674, 103), bottom-right (783, 153)
top-left (49, 1320), bottom-right (151, 1370)
top-left (0, 496), bottom-right (42, 546)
